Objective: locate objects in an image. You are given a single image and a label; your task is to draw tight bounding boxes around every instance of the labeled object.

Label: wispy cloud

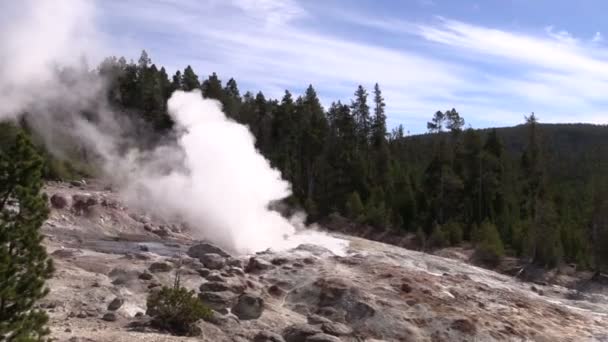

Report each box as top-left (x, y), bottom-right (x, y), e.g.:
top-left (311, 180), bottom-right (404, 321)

top-left (96, 1), bottom-right (608, 131)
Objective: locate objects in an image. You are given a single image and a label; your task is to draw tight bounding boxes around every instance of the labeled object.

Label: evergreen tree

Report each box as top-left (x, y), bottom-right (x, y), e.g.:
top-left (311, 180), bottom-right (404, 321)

top-left (201, 72), bottom-right (223, 101)
top-left (427, 111), bottom-right (445, 133)
top-left (0, 132), bottom-right (54, 340)
top-left (181, 65), bottom-right (200, 91)
top-left (351, 85), bottom-right (371, 146)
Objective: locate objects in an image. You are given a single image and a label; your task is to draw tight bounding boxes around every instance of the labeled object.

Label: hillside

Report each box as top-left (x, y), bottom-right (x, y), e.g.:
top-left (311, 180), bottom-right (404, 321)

top-left (39, 181), bottom-right (608, 341)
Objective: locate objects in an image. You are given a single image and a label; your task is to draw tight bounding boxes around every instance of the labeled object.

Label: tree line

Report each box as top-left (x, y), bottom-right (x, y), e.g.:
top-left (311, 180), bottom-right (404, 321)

top-left (92, 51), bottom-right (608, 272)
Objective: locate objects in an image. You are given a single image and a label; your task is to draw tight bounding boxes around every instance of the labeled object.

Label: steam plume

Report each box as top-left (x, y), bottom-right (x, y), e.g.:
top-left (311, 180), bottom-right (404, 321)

top-left (0, 0), bottom-right (348, 255)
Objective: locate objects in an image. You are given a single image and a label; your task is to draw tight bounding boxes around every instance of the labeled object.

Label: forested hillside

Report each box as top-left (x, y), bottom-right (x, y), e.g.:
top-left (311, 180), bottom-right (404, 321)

top-left (4, 50), bottom-right (608, 272)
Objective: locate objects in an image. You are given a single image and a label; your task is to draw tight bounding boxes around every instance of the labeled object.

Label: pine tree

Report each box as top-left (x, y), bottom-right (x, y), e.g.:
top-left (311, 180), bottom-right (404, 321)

top-left (181, 65), bottom-right (200, 91)
top-left (201, 72), bottom-right (223, 101)
top-left (0, 131), bottom-right (54, 340)
top-left (351, 85), bottom-right (371, 146)
top-left (427, 111), bottom-right (445, 133)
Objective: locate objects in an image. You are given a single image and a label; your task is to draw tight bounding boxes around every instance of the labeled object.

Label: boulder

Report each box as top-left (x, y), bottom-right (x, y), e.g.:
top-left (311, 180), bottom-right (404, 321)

top-left (245, 257), bottom-right (275, 273)
top-left (72, 194), bottom-right (98, 214)
top-left (305, 334), bottom-right (341, 342)
top-left (231, 293), bottom-right (264, 320)
top-left (271, 257), bottom-right (289, 266)
top-left (102, 312), bottom-right (117, 322)
top-left (321, 322), bottom-right (352, 336)
top-left (307, 314), bottom-right (332, 325)
top-left (198, 291), bottom-right (237, 314)
top-left (200, 253), bottom-right (226, 270)
top-left (206, 271), bottom-right (225, 282)
top-left (283, 324), bottom-right (323, 342)
top-left (254, 331), bottom-right (286, 342)
top-left (107, 297), bottom-right (124, 311)
top-left (197, 268), bottom-right (211, 277)
top-left (148, 262), bottom-right (171, 273)
top-left (200, 281), bottom-right (231, 293)
top-left (50, 194), bottom-right (68, 209)
top-left (138, 271), bottom-right (154, 280)
top-left (187, 243), bottom-right (231, 258)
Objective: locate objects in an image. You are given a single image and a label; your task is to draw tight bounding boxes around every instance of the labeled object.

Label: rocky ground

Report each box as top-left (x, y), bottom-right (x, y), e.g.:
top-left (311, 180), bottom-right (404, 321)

top-left (39, 181), bottom-right (608, 342)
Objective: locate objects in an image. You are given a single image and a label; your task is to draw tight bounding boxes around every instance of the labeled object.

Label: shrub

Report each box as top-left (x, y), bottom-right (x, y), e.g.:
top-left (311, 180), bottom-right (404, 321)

top-left (427, 224), bottom-right (448, 249)
top-left (146, 286), bottom-right (212, 336)
top-left (444, 221), bottom-right (463, 246)
top-left (473, 221), bottom-right (505, 267)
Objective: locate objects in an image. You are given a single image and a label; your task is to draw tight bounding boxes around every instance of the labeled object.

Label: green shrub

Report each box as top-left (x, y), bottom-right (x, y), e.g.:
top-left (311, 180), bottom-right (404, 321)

top-left (473, 221), bottom-right (505, 267)
top-left (427, 224), bottom-right (448, 249)
top-left (146, 286), bottom-right (212, 336)
top-left (444, 221), bottom-right (463, 246)
top-left (345, 192), bottom-right (365, 223)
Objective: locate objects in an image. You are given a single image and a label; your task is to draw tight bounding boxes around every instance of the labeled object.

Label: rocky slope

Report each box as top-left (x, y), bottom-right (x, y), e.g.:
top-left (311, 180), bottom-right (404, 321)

top-left (40, 182), bottom-right (608, 341)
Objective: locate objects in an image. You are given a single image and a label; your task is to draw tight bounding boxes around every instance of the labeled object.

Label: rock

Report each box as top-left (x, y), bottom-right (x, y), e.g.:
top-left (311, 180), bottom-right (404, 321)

top-left (346, 301), bottom-right (375, 322)
top-left (199, 291), bottom-right (237, 314)
top-left (102, 312), bottom-right (117, 322)
top-left (268, 285), bottom-right (285, 297)
top-left (138, 244), bottom-right (149, 252)
top-left (271, 257), bottom-right (289, 265)
top-left (149, 262), bottom-right (171, 273)
top-left (72, 194), bottom-right (98, 213)
top-left (307, 314), bottom-right (332, 325)
top-left (148, 283), bottom-right (161, 289)
top-left (138, 271), bottom-right (154, 280)
top-left (200, 281), bottom-right (231, 292)
top-left (188, 243), bottom-right (232, 258)
top-left (227, 258), bottom-right (243, 268)
top-left (227, 267), bottom-right (245, 277)
top-left (197, 268), bottom-right (211, 277)
top-left (254, 331), bottom-right (287, 342)
top-left (50, 194), bottom-right (68, 209)
top-left (305, 334), bottom-right (342, 342)
top-left (65, 328), bottom-right (72, 333)
top-left (76, 311), bottom-right (87, 319)
top-left (107, 297), bottom-right (124, 311)
top-left (51, 248), bottom-right (77, 258)
top-left (293, 244), bottom-right (332, 255)
top-left (401, 283), bottom-right (412, 293)
top-left (206, 271), bottom-right (225, 282)
top-left (134, 312), bottom-right (144, 318)
top-left (321, 322), bottom-right (352, 336)
top-left (232, 293), bottom-right (264, 320)
top-left (245, 257), bottom-right (275, 273)
top-left (451, 318), bottom-right (477, 334)
top-left (200, 253), bottom-right (226, 270)
top-left (283, 324), bottom-right (323, 342)
top-left (303, 257), bottom-right (316, 265)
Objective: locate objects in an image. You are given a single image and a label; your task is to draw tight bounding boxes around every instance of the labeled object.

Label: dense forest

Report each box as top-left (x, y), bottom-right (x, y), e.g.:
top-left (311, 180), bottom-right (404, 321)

top-left (4, 50), bottom-right (608, 273)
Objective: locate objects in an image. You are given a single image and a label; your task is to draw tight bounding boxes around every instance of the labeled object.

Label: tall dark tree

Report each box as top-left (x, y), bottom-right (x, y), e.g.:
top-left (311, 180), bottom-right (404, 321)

top-left (181, 65), bottom-right (200, 91)
top-left (0, 131), bottom-right (54, 340)
top-left (427, 111), bottom-right (445, 133)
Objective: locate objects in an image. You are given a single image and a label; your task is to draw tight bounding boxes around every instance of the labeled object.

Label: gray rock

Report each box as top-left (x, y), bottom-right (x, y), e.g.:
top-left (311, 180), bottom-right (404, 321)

top-left (227, 267), bottom-right (245, 277)
top-left (305, 333), bottom-right (342, 342)
top-left (107, 297), bottom-right (124, 311)
top-left (199, 291), bottom-right (237, 313)
top-left (50, 194), bottom-right (68, 209)
top-left (307, 314), bottom-right (332, 325)
top-left (321, 322), bottom-right (352, 336)
top-left (197, 268), bottom-right (211, 277)
top-left (51, 248), bottom-right (78, 258)
top-left (345, 301), bottom-right (375, 322)
top-left (271, 257), bottom-right (289, 265)
top-left (138, 271), bottom-right (154, 280)
top-left (227, 258), bottom-right (243, 268)
top-left (149, 262), bottom-right (171, 273)
top-left (254, 331), bottom-right (286, 342)
top-left (138, 244), bottom-right (149, 252)
top-left (283, 324), bottom-right (323, 342)
top-left (72, 194), bottom-right (98, 213)
top-left (188, 243), bottom-right (231, 258)
top-left (102, 312), bottom-right (117, 322)
top-left (200, 253), bottom-right (226, 270)
top-left (76, 311), bottom-right (87, 318)
top-left (200, 281), bottom-right (231, 292)
top-left (232, 293), bottom-right (264, 320)
top-left (206, 271), bottom-right (225, 282)
top-left (245, 257), bottom-right (275, 273)
top-left (293, 244), bottom-right (332, 255)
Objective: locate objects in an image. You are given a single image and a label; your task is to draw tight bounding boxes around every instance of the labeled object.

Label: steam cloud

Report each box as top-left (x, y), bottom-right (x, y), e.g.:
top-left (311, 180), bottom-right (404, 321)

top-left (0, 0), bottom-right (348, 255)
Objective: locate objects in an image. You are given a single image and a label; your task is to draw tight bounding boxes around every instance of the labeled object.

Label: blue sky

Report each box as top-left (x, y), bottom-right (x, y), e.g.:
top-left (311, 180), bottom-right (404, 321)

top-left (95, 0), bottom-right (608, 133)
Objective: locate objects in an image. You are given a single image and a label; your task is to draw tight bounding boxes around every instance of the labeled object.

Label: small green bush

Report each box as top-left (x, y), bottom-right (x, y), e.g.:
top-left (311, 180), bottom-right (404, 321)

top-left (444, 221), bottom-right (463, 246)
top-left (473, 221), bottom-right (505, 267)
top-left (427, 224), bottom-right (448, 249)
top-left (146, 286), bottom-right (212, 336)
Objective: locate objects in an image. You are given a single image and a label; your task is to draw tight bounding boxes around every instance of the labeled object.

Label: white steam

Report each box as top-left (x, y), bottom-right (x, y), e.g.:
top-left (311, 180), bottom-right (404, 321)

top-left (0, 0), bottom-right (348, 255)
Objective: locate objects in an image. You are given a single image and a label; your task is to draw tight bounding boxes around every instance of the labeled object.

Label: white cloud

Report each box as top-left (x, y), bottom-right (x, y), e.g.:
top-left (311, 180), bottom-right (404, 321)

top-left (96, 1), bottom-right (608, 131)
